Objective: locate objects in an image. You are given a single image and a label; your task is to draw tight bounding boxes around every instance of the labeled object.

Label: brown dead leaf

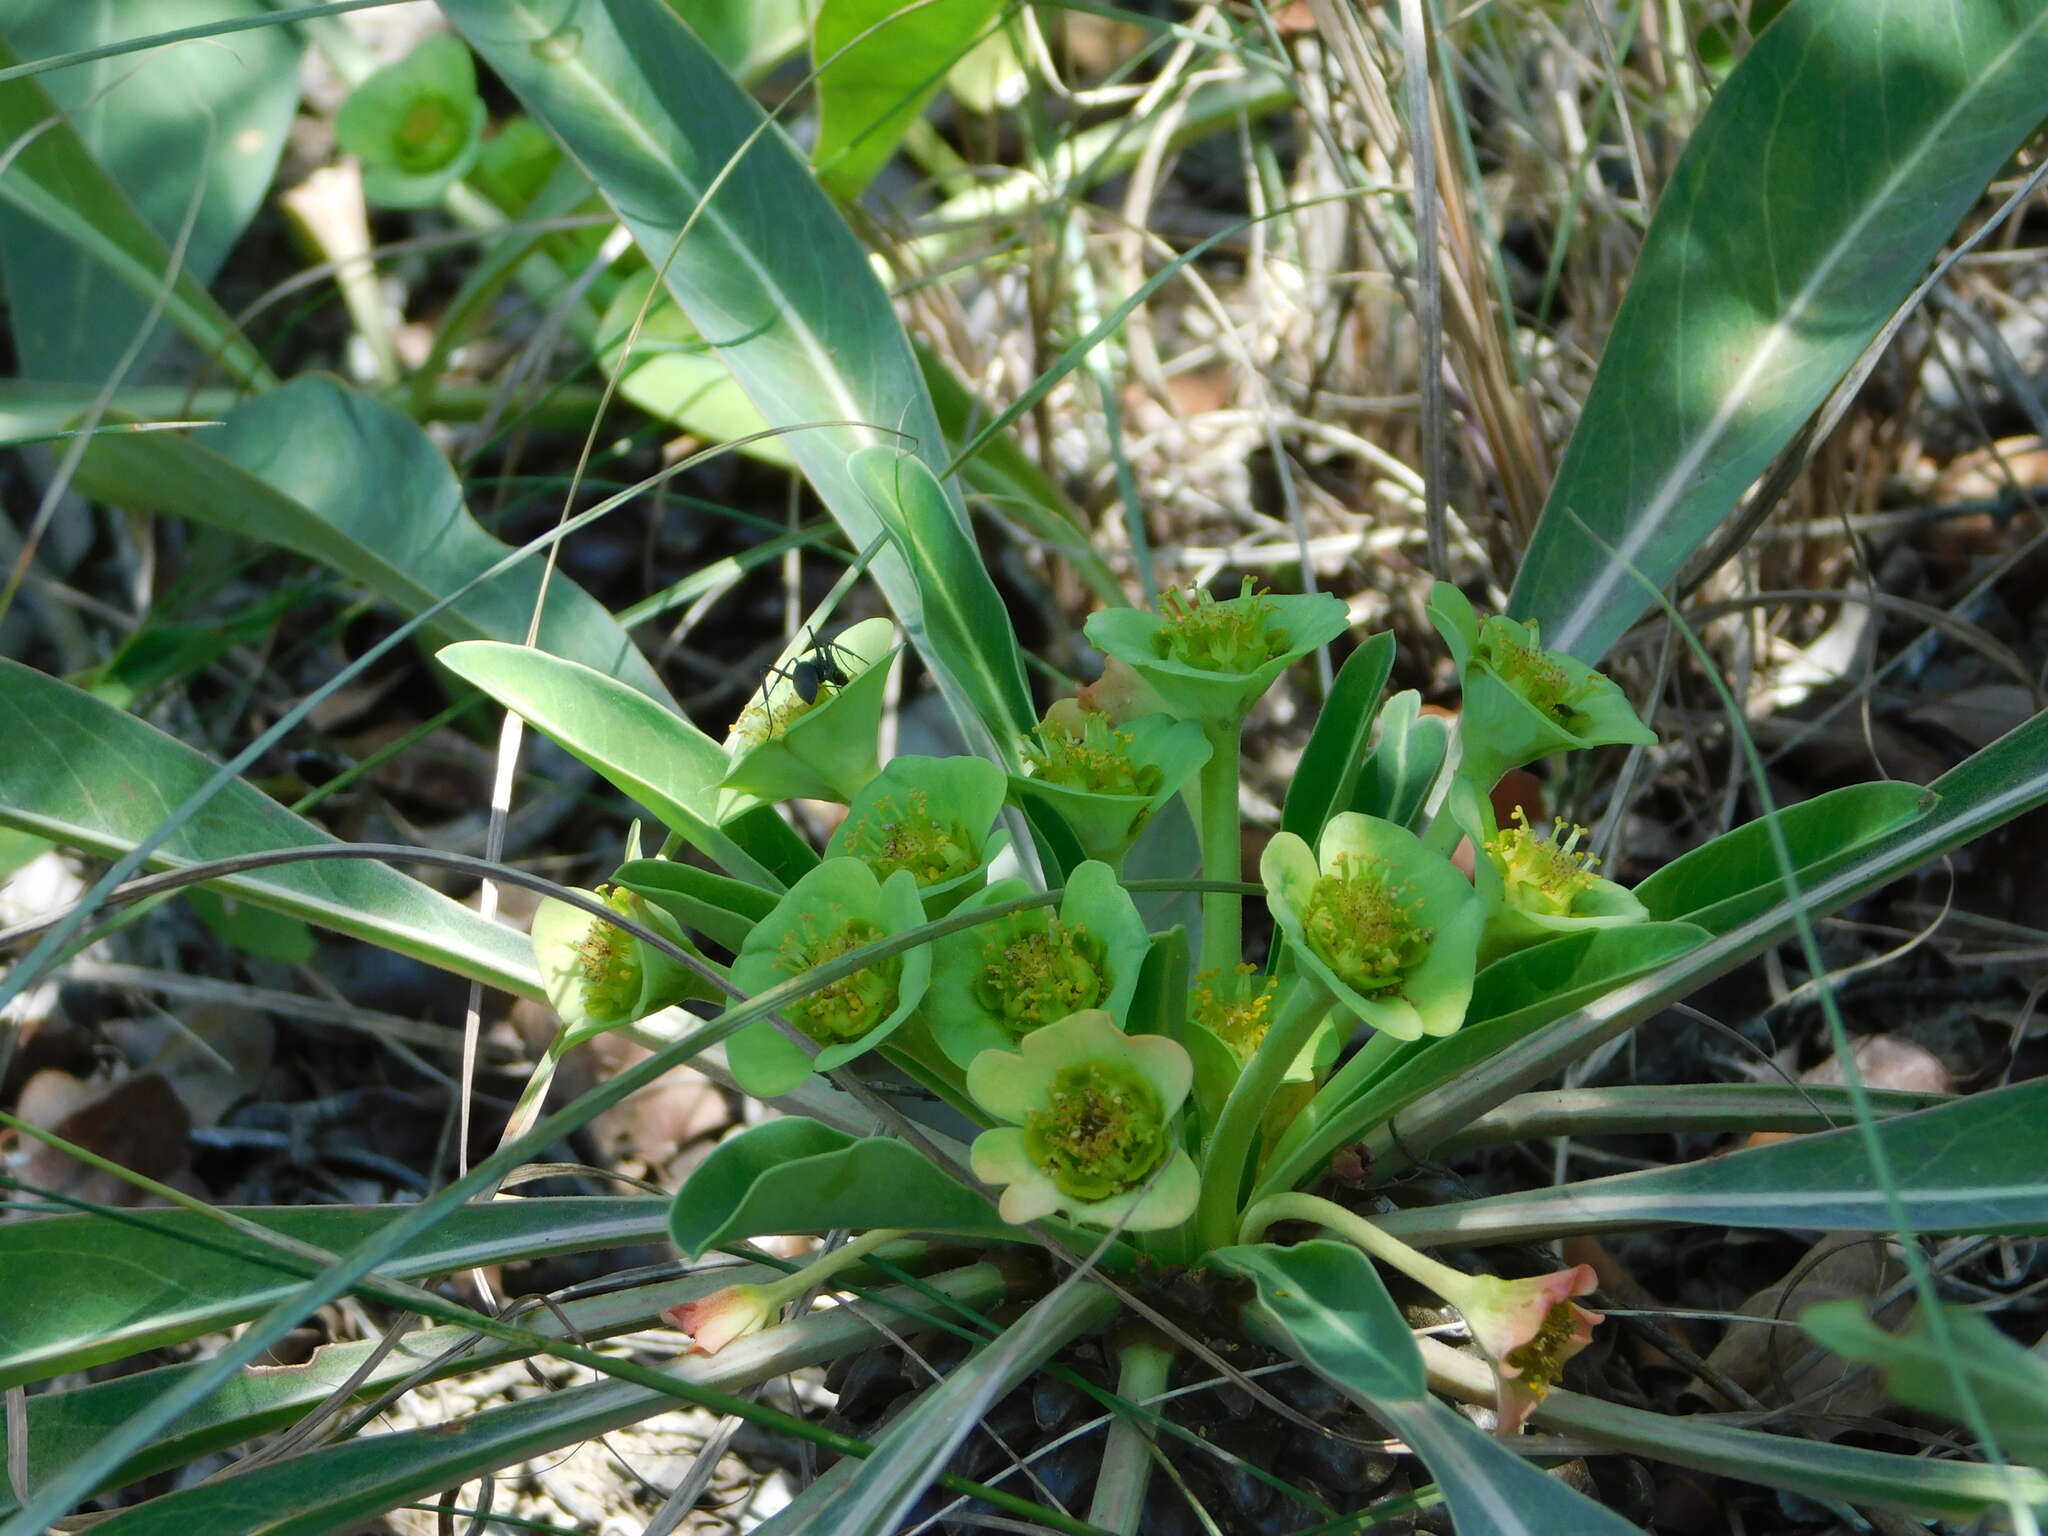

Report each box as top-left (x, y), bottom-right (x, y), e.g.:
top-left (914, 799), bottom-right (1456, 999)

top-left (12, 1069), bottom-right (190, 1204)
top-left (1747, 1035), bottom-right (1953, 1149)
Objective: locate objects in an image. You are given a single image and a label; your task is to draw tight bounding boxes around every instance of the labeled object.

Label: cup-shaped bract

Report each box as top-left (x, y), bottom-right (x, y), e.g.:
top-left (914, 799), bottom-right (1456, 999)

top-left (727, 859), bottom-right (930, 1098)
top-left (335, 34), bottom-right (488, 209)
top-left (1439, 1263), bottom-right (1604, 1434)
top-left (1085, 579), bottom-right (1350, 726)
top-left (1455, 780), bottom-right (1648, 960)
top-left (1426, 582), bottom-right (1655, 791)
top-left (967, 1010), bottom-right (1198, 1231)
top-left (531, 885), bottom-right (707, 1034)
top-left (1011, 707), bottom-right (1210, 866)
top-left (825, 755), bottom-right (1008, 914)
top-left (1263, 812), bottom-right (1483, 1041)
top-left (925, 860), bottom-right (1150, 1068)
top-left (720, 617), bottom-right (899, 806)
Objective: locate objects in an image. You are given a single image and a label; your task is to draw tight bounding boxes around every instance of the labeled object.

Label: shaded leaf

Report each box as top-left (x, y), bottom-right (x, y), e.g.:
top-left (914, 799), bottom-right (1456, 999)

top-left (0, 659), bottom-right (537, 998)
top-left (812, 0), bottom-right (1002, 200)
top-left (1513, 0), bottom-right (2048, 661)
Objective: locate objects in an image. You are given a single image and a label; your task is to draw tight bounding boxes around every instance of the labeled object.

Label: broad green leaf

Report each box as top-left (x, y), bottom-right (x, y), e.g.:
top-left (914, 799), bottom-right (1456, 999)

top-left (600, 269), bottom-right (795, 465)
top-left (76, 376), bottom-right (671, 703)
top-left (1437, 1336), bottom-right (2048, 1520)
top-left (0, 659), bottom-right (538, 998)
top-left (438, 0), bottom-right (1005, 753)
top-left (436, 640), bottom-right (779, 887)
top-left (1633, 781), bottom-right (1933, 932)
top-left (0, 32), bottom-right (270, 386)
top-left (0, 1), bottom-right (296, 379)
top-left (668, 0), bottom-right (809, 81)
top-left (851, 444), bottom-right (1034, 742)
top-left (1207, 1241), bottom-right (1424, 1399)
top-left (79, 1269), bottom-right (1007, 1536)
top-left (0, 1197), bottom-right (666, 1390)
top-left (669, 1118), bottom-right (1012, 1256)
top-left (1376, 1077), bottom-right (2048, 1247)
top-left (1802, 1300), bottom-right (2048, 1467)
top-left (1378, 705), bottom-right (2048, 1170)
top-left (1353, 689), bottom-right (1446, 830)
top-left (4, 1268), bottom-right (759, 1513)
top-left (1220, 1242), bottom-right (1644, 1535)
top-left (1512, 0), bottom-right (2048, 662)
top-left (1438, 1082), bottom-right (1947, 1156)
top-left (1281, 632), bottom-right (1396, 843)
top-left (812, 0), bottom-right (1003, 200)
top-left (918, 341), bottom-right (1122, 607)
top-left (613, 854), bottom-right (778, 950)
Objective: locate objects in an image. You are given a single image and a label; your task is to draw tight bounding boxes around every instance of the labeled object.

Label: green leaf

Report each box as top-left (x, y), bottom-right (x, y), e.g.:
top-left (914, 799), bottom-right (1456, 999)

top-left (812, 0), bottom-right (1003, 200)
top-left (1353, 689), bottom-right (1447, 830)
top-left (613, 855), bottom-right (778, 950)
top-left (668, 1118), bottom-right (1012, 1256)
top-left (0, 31), bottom-right (269, 386)
top-left (668, 0), bottom-right (809, 81)
top-left (851, 445), bottom-right (1035, 744)
top-left (918, 342), bottom-right (1122, 607)
top-left (1802, 1300), bottom-right (2048, 1466)
top-left (184, 886), bottom-right (315, 963)
top-left (436, 640), bottom-right (779, 887)
top-left (1219, 1242), bottom-right (1644, 1535)
top-left (1511, 0), bottom-right (2048, 662)
top-left (1633, 781), bottom-right (1934, 932)
top-left (0, 659), bottom-right (538, 998)
top-left (4, 1268), bottom-right (753, 1515)
top-left (1208, 1240), bottom-right (1424, 1399)
top-left (77, 1270), bottom-right (1007, 1536)
top-left (0, 1197), bottom-right (665, 1390)
top-left (77, 376), bottom-right (670, 702)
top-left (437, 0), bottom-right (1005, 752)
top-left (1458, 1338), bottom-right (2048, 1520)
top-left (1281, 632), bottom-right (1396, 843)
top-left (1376, 1077), bottom-right (2048, 1247)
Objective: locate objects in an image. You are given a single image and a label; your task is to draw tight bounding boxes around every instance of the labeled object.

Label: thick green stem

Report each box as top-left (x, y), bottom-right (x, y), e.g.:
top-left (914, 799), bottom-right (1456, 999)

top-left (1238, 1191), bottom-right (1469, 1302)
top-left (759, 1227), bottom-right (910, 1311)
top-left (1192, 980), bottom-right (1330, 1252)
top-left (1251, 1027), bottom-right (1408, 1200)
top-left (1196, 717), bottom-right (1246, 978)
top-left (1089, 1332), bottom-right (1174, 1535)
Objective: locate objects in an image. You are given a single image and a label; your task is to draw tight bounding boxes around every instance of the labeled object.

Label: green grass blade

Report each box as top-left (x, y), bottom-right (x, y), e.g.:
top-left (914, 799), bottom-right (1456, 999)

top-left (1510, 0), bottom-right (2048, 661)
top-left (0, 659), bottom-right (538, 997)
top-left (78, 376), bottom-right (673, 704)
top-left (0, 35), bottom-right (269, 386)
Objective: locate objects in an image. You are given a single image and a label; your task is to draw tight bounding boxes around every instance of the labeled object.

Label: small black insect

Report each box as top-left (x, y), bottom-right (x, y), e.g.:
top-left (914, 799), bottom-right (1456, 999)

top-left (771, 628), bottom-right (857, 705)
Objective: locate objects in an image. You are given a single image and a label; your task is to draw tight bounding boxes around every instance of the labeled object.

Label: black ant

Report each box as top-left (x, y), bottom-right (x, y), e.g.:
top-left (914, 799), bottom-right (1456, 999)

top-left (768, 628), bottom-right (858, 705)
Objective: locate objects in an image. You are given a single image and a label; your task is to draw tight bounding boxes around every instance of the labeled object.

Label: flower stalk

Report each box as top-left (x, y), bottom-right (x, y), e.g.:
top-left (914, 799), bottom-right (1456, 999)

top-left (1195, 716), bottom-right (1246, 979)
top-left (664, 1227), bottom-right (908, 1356)
top-left (1192, 978), bottom-right (1331, 1251)
top-left (1240, 1192), bottom-right (1601, 1433)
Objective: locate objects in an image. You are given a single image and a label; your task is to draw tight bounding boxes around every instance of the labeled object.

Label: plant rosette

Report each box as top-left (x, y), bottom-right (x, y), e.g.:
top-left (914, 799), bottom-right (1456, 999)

top-left (335, 34), bottom-right (488, 209)
top-left (719, 617), bottom-right (899, 806)
top-left (824, 754), bottom-right (1008, 915)
top-left (1084, 579), bottom-right (1350, 726)
top-left (531, 884), bottom-right (713, 1036)
top-left (1426, 581), bottom-right (1655, 792)
top-left (1010, 705), bottom-right (1210, 866)
top-left (727, 858), bottom-right (930, 1098)
top-left (924, 860), bottom-right (1150, 1069)
top-left (1447, 781), bottom-right (1649, 962)
top-left (967, 1010), bottom-right (1198, 1231)
top-left (1263, 812), bottom-right (1483, 1041)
